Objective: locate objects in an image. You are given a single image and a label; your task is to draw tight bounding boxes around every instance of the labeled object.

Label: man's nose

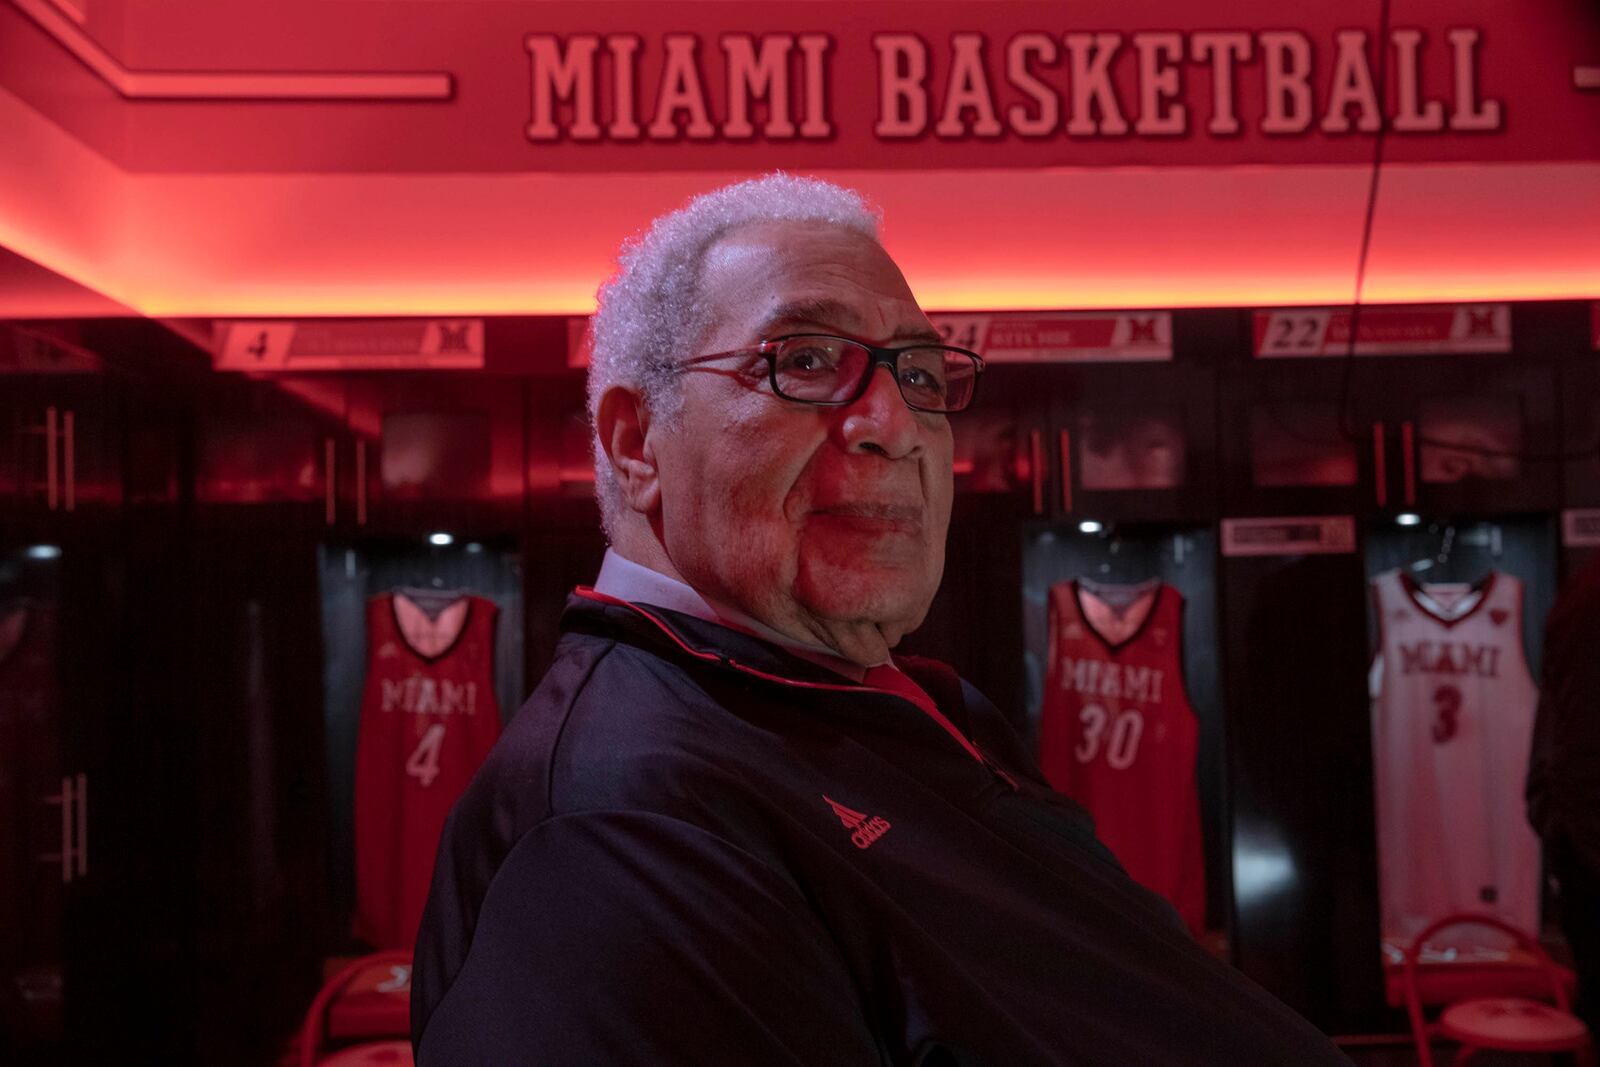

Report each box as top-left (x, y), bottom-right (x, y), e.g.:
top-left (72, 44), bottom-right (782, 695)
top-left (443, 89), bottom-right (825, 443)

top-left (837, 364), bottom-right (921, 459)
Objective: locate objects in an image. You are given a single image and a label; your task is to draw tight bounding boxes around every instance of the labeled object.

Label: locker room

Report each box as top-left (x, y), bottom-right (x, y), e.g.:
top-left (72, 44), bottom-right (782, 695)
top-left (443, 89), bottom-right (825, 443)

top-left (3, 2), bottom-right (1600, 1065)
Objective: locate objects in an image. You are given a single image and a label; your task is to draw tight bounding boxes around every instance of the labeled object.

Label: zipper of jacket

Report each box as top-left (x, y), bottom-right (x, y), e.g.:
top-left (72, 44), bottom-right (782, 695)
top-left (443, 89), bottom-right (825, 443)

top-left (577, 587), bottom-right (1018, 790)
top-left (850, 680), bottom-right (1019, 790)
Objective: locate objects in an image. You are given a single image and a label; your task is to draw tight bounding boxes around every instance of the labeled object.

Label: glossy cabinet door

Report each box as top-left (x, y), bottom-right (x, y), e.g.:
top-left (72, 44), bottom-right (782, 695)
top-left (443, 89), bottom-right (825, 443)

top-left (1557, 305), bottom-right (1600, 605)
top-left (0, 322), bottom-right (200, 1062)
top-left (0, 378), bottom-right (123, 533)
top-left (0, 543), bottom-right (70, 1056)
top-left (196, 376), bottom-right (345, 506)
top-left (1219, 331), bottom-right (1379, 521)
top-left (0, 529), bottom-right (198, 1063)
top-left (522, 379), bottom-right (605, 687)
top-left (1559, 305), bottom-right (1600, 513)
top-left (1222, 308), bottom-right (1562, 522)
top-left (0, 330), bottom-right (72, 517)
top-left (947, 368), bottom-right (1048, 518)
top-left (1045, 313), bottom-right (1223, 525)
top-left (345, 374), bottom-right (527, 535)
top-left (1216, 312), bottom-right (1382, 1031)
top-left (1364, 354), bottom-right (1560, 518)
top-left (1220, 548), bottom-right (1386, 1032)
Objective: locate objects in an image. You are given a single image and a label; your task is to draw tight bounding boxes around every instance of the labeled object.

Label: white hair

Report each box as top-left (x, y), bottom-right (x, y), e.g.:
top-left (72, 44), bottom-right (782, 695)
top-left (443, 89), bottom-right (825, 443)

top-left (586, 173), bottom-right (882, 541)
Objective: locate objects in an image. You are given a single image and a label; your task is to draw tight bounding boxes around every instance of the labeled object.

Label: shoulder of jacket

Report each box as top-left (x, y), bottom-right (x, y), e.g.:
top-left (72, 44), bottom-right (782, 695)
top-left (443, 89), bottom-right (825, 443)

top-left (542, 636), bottom-right (772, 813)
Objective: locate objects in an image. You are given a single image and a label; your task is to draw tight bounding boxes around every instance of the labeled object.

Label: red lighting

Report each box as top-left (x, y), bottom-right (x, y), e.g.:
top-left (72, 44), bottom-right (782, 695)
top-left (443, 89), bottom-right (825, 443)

top-left (0, 2), bottom-right (1595, 318)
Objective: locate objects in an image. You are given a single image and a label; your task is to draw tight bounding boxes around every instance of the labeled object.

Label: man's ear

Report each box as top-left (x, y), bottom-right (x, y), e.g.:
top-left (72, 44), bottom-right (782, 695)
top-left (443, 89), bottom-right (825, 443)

top-left (596, 385), bottom-right (661, 516)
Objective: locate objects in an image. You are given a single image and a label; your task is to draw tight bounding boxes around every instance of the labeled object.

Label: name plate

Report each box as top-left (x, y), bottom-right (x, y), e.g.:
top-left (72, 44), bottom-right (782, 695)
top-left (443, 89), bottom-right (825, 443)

top-left (1562, 509), bottom-right (1600, 548)
top-left (1222, 516), bottom-right (1357, 557)
top-left (216, 319), bottom-right (485, 371)
top-left (1254, 304), bottom-right (1510, 357)
top-left (931, 312), bottom-right (1172, 363)
top-left (0, 327), bottom-right (104, 373)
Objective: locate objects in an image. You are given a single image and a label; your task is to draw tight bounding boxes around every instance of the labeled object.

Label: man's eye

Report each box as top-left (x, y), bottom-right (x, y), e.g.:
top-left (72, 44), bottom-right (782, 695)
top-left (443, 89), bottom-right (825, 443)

top-left (899, 363), bottom-right (947, 394)
top-left (777, 346), bottom-right (839, 375)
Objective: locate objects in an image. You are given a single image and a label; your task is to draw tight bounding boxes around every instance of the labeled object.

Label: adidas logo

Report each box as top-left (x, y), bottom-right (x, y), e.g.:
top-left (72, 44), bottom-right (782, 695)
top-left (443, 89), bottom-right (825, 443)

top-left (823, 795), bottom-right (892, 850)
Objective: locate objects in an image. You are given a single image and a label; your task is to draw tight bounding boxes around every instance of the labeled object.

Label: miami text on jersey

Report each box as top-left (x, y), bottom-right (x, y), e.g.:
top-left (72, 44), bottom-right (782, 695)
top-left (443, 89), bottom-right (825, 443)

top-left (1397, 641), bottom-right (1502, 678)
top-left (1053, 656), bottom-right (1166, 703)
top-left (380, 675), bottom-right (480, 716)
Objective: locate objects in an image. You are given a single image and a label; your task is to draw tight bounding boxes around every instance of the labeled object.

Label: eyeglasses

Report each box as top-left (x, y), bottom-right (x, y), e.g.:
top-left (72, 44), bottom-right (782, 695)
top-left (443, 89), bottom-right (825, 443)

top-left (674, 333), bottom-right (985, 414)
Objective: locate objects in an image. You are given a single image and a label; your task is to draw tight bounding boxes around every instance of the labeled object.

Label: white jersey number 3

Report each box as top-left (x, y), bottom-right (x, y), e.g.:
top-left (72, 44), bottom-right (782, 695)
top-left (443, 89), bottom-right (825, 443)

top-left (406, 723), bottom-right (446, 787)
top-left (1074, 704), bottom-right (1145, 770)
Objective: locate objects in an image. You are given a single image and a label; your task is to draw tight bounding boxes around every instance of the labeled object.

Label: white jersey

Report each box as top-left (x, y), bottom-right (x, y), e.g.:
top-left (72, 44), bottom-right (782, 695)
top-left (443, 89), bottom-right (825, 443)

top-left (1369, 568), bottom-right (1540, 944)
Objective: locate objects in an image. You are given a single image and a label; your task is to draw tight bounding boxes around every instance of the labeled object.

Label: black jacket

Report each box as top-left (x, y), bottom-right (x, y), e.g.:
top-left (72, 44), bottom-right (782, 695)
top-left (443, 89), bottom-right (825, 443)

top-left (413, 590), bottom-right (1349, 1065)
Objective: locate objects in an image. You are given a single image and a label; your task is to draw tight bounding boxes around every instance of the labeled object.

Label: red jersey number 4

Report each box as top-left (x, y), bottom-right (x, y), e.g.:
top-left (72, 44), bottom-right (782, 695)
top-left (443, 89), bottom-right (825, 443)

top-left (406, 723), bottom-right (446, 787)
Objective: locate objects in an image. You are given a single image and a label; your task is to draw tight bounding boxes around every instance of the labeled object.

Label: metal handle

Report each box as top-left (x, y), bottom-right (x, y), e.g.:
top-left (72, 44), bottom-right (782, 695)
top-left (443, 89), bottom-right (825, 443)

top-left (75, 772), bottom-right (87, 877)
top-left (40, 775), bottom-right (71, 883)
top-left (355, 439), bottom-right (368, 526)
top-left (1029, 429), bottom-right (1044, 515)
top-left (1372, 421), bottom-right (1387, 509)
top-left (45, 406), bottom-right (59, 510)
top-left (1401, 420), bottom-right (1416, 507)
top-left (325, 438), bottom-right (337, 526)
top-left (57, 775), bottom-right (71, 883)
top-left (63, 409), bottom-right (76, 512)
top-left (1058, 428), bottom-right (1073, 514)
top-left (38, 774), bottom-right (87, 882)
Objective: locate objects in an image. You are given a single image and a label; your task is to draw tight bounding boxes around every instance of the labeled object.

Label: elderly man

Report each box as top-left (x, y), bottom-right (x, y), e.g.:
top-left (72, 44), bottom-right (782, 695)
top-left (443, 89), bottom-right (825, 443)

top-left (412, 175), bottom-right (1348, 1064)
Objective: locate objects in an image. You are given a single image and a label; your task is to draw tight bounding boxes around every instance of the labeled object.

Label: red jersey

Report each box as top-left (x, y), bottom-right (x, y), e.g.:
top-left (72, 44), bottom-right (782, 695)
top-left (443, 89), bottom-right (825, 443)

top-left (1038, 579), bottom-right (1205, 933)
top-left (355, 592), bottom-right (501, 949)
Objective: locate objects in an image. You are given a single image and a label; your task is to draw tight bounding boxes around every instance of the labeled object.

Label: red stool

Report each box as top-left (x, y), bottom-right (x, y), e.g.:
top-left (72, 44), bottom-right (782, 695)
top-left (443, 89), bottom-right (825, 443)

top-left (298, 950), bottom-right (414, 1067)
top-left (1402, 913), bottom-right (1593, 1067)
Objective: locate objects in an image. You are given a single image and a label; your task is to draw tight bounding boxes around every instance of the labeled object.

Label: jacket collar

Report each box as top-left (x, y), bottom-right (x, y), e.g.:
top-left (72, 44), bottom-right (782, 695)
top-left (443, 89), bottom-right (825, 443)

top-left (591, 549), bottom-right (870, 681)
top-left (561, 587), bottom-right (861, 688)
top-left (562, 587), bottom-right (1002, 779)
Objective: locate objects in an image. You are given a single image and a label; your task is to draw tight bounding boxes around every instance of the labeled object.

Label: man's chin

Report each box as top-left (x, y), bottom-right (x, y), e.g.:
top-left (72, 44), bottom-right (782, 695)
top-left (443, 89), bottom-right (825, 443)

top-left (793, 558), bottom-right (935, 638)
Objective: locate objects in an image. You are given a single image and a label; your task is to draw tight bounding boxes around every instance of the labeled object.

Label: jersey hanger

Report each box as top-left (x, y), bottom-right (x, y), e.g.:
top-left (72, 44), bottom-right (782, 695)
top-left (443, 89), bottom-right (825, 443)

top-left (1091, 535), bottom-right (1155, 584)
top-left (395, 585), bottom-right (471, 619)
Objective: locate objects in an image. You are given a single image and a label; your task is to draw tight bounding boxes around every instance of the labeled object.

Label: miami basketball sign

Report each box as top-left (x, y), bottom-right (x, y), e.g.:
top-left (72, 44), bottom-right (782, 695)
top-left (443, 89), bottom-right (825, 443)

top-left (526, 26), bottom-right (1503, 146)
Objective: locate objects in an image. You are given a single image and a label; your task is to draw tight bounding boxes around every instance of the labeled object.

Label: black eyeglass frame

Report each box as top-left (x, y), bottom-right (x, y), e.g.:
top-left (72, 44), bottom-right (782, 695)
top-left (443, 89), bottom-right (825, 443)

top-left (673, 332), bottom-right (987, 414)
